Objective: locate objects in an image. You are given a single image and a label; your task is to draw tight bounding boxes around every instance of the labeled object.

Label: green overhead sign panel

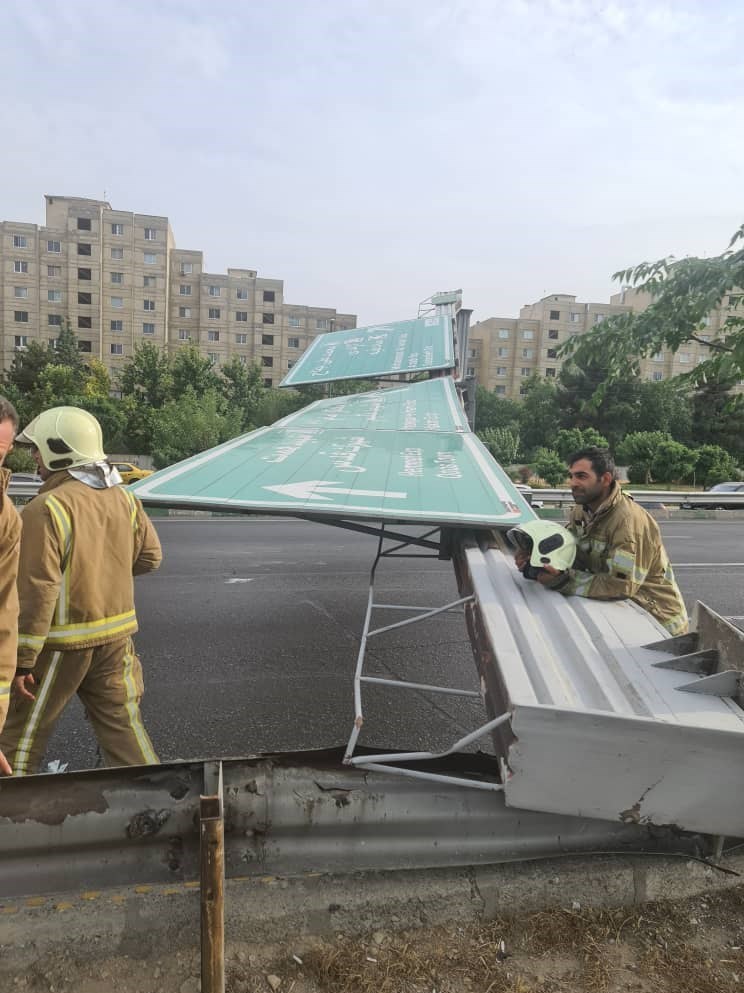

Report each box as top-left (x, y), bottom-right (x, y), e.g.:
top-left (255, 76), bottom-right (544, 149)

top-left (131, 378), bottom-right (534, 529)
top-left (279, 316), bottom-right (454, 387)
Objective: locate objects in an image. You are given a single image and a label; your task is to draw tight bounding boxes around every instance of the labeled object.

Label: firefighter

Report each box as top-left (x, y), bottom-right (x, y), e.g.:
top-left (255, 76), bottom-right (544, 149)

top-left (0, 397), bottom-right (21, 776)
top-left (0, 406), bottom-right (162, 775)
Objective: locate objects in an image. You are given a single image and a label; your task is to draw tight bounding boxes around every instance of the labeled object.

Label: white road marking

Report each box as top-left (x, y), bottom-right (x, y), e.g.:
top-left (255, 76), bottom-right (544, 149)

top-left (674, 563), bottom-right (744, 567)
top-left (224, 578), bottom-right (254, 584)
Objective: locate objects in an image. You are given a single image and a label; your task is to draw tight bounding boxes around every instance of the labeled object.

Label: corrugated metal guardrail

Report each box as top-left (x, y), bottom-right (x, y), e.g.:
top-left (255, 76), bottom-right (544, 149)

top-left (532, 489), bottom-right (744, 507)
top-left (8, 480), bottom-right (42, 499)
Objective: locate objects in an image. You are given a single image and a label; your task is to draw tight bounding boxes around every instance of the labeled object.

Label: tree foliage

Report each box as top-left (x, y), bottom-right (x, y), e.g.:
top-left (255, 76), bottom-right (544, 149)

top-left (533, 448), bottom-right (568, 486)
top-left (478, 427), bottom-right (520, 465)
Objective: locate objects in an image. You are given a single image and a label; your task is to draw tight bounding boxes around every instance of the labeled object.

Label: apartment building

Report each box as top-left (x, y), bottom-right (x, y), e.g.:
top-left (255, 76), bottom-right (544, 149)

top-left (468, 293), bottom-right (631, 397)
top-left (0, 196), bottom-right (356, 386)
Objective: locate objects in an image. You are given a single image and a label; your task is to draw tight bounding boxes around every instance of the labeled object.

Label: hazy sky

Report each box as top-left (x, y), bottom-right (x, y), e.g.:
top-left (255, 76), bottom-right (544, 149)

top-left (2, 0), bottom-right (741, 325)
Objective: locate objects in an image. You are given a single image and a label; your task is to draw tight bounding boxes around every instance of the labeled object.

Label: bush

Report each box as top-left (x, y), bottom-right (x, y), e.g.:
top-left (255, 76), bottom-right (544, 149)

top-left (533, 448), bottom-right (568, 487)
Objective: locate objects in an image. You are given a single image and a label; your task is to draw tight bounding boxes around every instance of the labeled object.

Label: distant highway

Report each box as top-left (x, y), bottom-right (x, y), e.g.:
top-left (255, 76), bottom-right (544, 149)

top-left (42, 518), bottom-right (744, 772)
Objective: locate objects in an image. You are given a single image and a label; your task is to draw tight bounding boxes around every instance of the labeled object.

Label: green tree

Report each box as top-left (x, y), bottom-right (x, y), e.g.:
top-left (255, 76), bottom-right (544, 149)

top-left (220, 358), bottom-right (264, 429)
top-left (693, 444), bottom-right (739, 487)
top-left (119, 342), bottom-right (172, 409)
top-left (50, 318), bottom-right (86, 387)
top-left (533, 447), bottom-right (568, 486)
top-left (689, 375), bottom-right (744, 460)
top-left (553, 427), bottom-right (609, 461)
top-left (478, 426), bottom-right (520, 465)
top-left (560, 223), bottom-right (744, 393)
top-left (651, 438), bottom-right (696, 484)
top-left (616, 431), bottom-right (670, 484)
top-left (171, 346), bottom-right (220, 398)
top-left (519, 376), bottom-right (561, 457)
top-left (556, 356), bottom-right (641, 447)
top-left (3, 340), bottom-right (52, 404)
top-left (474, 386), bottom-right (521, 434)
top-left (151, 388), bottom-right (243, 468)
top-left (634, 381), bottom-right (692, 442)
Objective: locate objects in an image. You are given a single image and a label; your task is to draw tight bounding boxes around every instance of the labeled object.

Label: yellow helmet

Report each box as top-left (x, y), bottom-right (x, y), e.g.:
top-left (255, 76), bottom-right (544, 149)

top-left (17, 406), bottom-right (106, 471)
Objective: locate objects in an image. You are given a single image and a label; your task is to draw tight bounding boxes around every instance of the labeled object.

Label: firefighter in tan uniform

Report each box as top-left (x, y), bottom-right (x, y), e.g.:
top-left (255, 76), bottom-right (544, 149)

top-left (514, 446), bottom-right (688, 635)
top-left (0, 397), bottom-right (22, 776)
top-left (0, 406), bottom-right (162, 776)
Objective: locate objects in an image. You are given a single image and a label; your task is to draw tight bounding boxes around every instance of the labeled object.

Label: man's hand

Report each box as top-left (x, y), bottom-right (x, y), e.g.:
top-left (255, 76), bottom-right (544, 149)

top-left (13, 673), bottom-right (36, 702)
top-left (514, 549), bottom-right (529, 573)
top-left (0, 749), bottom-right (11, 776)
top-left (535, 565), bottom-right (563, 586)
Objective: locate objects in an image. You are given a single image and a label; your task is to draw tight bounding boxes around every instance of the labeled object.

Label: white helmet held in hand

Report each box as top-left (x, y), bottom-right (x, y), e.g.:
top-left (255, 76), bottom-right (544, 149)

top-left (507, 520), bottom-right (577, 579)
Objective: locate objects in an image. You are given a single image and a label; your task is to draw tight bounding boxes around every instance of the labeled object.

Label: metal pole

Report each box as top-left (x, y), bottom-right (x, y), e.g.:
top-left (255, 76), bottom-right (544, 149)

top-left (200, 763), bottom-right (225, 993)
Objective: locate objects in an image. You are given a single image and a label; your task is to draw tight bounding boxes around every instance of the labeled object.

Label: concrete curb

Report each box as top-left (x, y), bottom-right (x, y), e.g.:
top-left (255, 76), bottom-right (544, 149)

top-left (2, 852), bottom-right (742, 972)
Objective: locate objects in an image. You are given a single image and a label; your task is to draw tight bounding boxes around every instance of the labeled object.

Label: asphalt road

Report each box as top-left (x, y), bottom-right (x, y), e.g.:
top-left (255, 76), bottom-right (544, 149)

top-left (43, 518), bottom-right (744, 773)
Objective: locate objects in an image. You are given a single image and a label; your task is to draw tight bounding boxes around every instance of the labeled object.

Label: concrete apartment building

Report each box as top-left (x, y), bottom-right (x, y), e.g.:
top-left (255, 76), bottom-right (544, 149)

top-left (0, 195), bottom-right (356, 386)
top-left (468, 289), bottom-right (739, 397)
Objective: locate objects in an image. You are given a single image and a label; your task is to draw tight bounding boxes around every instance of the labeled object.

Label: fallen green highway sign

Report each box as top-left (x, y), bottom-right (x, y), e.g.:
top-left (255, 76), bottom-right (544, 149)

top-left (279, 316), bottom-right (454, 387)
top-left (132, 380), bottom-right (534, 529)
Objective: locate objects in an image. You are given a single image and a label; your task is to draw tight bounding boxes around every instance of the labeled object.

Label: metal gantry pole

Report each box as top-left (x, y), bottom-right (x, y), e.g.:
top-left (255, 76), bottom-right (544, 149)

top-left (200, 761), bottom-right (225, 993)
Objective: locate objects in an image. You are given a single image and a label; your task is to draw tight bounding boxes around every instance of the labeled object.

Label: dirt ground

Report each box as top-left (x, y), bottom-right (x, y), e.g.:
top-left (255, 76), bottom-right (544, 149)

top-left (9, 885), bottom-right (744, 993)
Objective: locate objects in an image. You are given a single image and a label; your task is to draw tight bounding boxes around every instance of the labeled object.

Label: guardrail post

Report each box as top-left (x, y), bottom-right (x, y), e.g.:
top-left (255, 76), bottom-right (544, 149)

top-left (200, 761), bottom-right (225, 993)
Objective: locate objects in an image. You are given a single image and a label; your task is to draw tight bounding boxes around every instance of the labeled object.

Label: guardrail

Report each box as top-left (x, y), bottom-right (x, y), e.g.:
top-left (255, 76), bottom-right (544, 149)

top-left (533, 488), bottom-right (744, 508)
top-left (8, 479), bottom-right (42, 501)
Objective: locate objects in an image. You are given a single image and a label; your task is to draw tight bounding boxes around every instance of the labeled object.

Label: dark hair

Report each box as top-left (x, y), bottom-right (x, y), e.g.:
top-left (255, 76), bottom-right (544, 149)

top-left (567, 446), bottom-right (617, 480)
top-left (0, 397), bottom-right (19, 432)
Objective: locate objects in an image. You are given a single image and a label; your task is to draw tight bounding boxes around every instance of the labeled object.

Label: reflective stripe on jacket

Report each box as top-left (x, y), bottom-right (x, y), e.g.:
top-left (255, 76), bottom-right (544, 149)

top-left (17, 472), bottom-right (162, 669)
top-left (552, 483), bottom-right (688, 635)
top-left (0, 468), bottom-right (21, 728)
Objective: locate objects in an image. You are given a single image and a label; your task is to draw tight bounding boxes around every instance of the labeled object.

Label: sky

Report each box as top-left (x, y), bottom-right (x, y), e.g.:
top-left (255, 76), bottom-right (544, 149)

top-left (1, 0), bottom-right (742, 326)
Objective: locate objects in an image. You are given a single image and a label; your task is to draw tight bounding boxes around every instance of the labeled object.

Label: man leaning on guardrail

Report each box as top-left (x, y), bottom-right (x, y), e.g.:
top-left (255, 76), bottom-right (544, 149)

top-left (0, 397), bottom-right (21, 776)
top-left (514, 446), bottom-right (689, 635)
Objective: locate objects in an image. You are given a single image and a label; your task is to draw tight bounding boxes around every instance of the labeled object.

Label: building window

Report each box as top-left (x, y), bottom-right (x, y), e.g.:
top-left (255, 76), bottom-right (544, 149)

top-left (652, 371), bottom-right (663, 381)
top-left (548, 329), bottom-right (559, 340)
top-left (546, 367), bottom-right (556, 377)
top-left (208, 330), bottom-right (220, 342)
top-left (262, 356), bottom-right (273, 367)
top-left (236, 287), bottom-right (248, 300)
top-left (110, 343), bottom-right (124, 355)
top-left (522, 348), bottom-right (534, 358)
top-left (142, 322), bottom-right (155, 335)
top-left (14, 311), bottom-right (28, 323)
top-left (261, 334), bottom-right (274, 345)
top-left (208, 307), bottom-right (221, 319)
top-left (143, 299), bottom-right (155, 311)
top-left (288, 316), bottom-right (302, 327)
top-left (208, 285), bottom-right (221, 297)
top-left (78, 316), bottom-right (92, 329)
top-left (520, 367), bottom-right (531, 377)
top-left (14, 260), bottom-right (28, 273)
top-left (262, 313), bottom-right (274, 325)
top-left (179, 284), bottom-right (191, 295)
top-left (235, 311), bottom-right (248, 322)
top-left (263, 290), bottom-right (275, 303)
top-left (78, 267), bottom-right (91, 280)
top-left (78, 292), bottom-right (92, 305)
top-left (287, 360), bottom-right (295, 369)
top-left (497, 347), bottom-right (509, 357)
top-left (48, 289), bottom-right (62, 302)
top-left (652, 352), bottom-right (663, 362)
top-left (77, 217), bottom-right (91, 231)
top-left (467, 348), bottom-right (478, 359)
top-left (111, 223), bottom-right (124, 236)
top-left (111, 320), bottom-right (123, 331)
top-left (495, 385), bottom-right (506, 395)
top-left (316, 318), bottom-right (330, 330)
top-left (111, 247), bottom-right (124, 261)
top-left (141, 277), bottom-right (155, 290)
top-left (179, 306), bottom-right (192, 318)
top-left (593, 313), bottom-right (606, 324)
top-left (47, 240), bottom-right (61, 253)
top-left (569, 312), bottom-right (582, 323)
top-left (77, 242), bottom-right (92, 256)
top-left (466, 366), bottom-right (476, 376)
top-left (678, 352), bottom-right (691, 363)
top-left (498, 329), bottom-right (510, 339)
top-left (14, 335), bottom-right (29, 348)
top-left (144, 227), bottom-right (156, 240)
top-left (13, 287), bottom-right (28, 298)
top-left (48, 314), bottom-right (62, 326)
top-left (522, 329), bottom-right (534, 340)
top-left (48, 265), bottom-right (62, 277)
top-left (549, 310), bottom-right (560, 321)
top-left (180, 262), bottom-right (193, 275)
top-left (263, 378), bottom-right (273, 388)
top-left (111, 271), bottom-right (123, 284)
top-left (207, 352), bottom-right (218, 364)
top-left (78, 340), bottom-right (92, 353)
top-left (111, 296), bottom-right (124, 309)
top-left (236, 333), bottom-right (247, 344)
top-left (144, 252), bottom-right (156, 265)
top-left (547, 348), bottom-right (557, 359)
top-left (13, 235), bottom-right (27, 248)
top-left (288, 336), bottom-right (300, 348)
top-left (178, 329), bottom-right (190, 341)
top-left (496, 366), bottom-right (507, 376)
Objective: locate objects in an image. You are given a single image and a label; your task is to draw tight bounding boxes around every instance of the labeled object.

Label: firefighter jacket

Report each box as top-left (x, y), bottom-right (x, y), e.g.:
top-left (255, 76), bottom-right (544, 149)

top-left (547, 482), bottom-right (689, 635)
top-left (17, 472), bottom-right (162, 671)
top-left (0, 469), bottom-right (21, 727)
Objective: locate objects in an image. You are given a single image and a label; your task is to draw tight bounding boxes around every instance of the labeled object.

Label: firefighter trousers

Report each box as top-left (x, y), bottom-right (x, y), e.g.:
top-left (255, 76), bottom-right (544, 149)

top-left (0, 636), bottom-right (159, 776)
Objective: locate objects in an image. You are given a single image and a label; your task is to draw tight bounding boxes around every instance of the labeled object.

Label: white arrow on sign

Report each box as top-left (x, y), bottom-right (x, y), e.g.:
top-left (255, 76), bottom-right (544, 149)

top-left (264, 480), bottom-right (407, 502)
